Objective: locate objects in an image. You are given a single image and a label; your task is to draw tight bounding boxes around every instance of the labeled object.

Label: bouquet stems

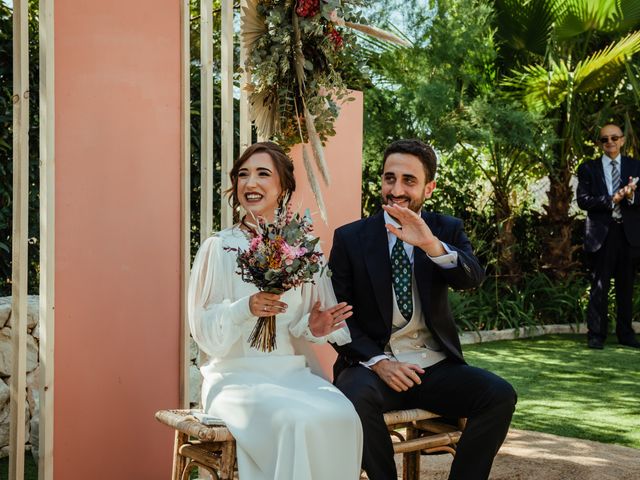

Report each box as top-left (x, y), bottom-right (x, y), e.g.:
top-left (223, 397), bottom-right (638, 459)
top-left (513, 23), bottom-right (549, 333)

top-left (248, 315), bottom-right (277, 352)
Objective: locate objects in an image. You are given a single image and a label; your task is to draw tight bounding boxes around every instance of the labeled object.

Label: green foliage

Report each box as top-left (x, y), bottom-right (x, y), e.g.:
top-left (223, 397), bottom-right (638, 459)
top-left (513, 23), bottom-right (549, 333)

top-left (495, 0), bottom-right (640, 274)
top-left (361, 0), bottom-right (544, 276)
top-left (188, 0), bottom-right (239, 257)
top-left (451, 272), bottom-right (590, 332)
top-left (244, 0), bottom-right (366, 146)
top-left (0, 1), bottom-right (41, 296)
top-left (0, 454), bottom-right (38, 480)
top-left (466, 334), bottom-right (640, 448)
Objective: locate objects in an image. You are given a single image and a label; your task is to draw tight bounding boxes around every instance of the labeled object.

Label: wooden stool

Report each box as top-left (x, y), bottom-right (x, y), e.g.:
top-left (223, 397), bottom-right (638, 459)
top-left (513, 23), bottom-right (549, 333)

top-left (155, 409), bottom-right (236, 480)
top-left (384, 408), bottom-right (465, 480)
top-left (156, 408), bottom-right (463, 480)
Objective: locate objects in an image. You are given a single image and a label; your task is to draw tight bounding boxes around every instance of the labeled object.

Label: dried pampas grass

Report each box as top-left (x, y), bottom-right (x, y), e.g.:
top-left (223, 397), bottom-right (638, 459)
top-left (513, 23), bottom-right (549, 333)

top-left (303, 105), bottom-right (331, 185)
top-left (302, 145), bottom-right (328, 223)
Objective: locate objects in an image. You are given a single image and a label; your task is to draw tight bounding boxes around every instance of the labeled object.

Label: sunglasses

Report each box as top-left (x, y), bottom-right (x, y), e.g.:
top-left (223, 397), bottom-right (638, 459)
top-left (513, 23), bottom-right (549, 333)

top-left (599, 135), bottom-right (622, 143)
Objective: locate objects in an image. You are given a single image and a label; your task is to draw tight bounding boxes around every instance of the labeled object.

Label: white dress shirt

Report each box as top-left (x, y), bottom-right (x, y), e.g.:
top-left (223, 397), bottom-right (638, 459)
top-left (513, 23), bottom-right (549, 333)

top-left (602, 154), bottom-right (635, 213)
top-left (602, 154), bottom-right (622, 196)
top-left (361, 211), bottom-right (457, 368)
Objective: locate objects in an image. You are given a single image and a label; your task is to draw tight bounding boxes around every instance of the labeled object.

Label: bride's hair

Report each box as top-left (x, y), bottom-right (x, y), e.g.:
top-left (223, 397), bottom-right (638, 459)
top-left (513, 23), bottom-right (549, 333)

top-left (226, 142), bottom-right (296, 210)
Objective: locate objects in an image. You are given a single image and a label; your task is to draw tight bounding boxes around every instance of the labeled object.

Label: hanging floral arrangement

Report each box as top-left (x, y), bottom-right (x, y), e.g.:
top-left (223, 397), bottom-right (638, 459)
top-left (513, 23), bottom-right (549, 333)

top-left (241, 0), bottom-right (408, 220)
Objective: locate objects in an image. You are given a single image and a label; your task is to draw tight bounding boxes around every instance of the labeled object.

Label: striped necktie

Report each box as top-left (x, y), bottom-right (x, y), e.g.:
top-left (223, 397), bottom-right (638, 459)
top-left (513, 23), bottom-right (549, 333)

top-left (611, 159), bottom-right (622, 219)
top-left (391, 238), bottom-right (413, 321)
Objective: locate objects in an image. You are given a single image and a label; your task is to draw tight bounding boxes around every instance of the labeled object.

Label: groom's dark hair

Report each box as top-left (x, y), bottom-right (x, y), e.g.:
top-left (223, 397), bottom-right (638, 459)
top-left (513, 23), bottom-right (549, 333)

top-left (383, 139), bottom-right (437, 182)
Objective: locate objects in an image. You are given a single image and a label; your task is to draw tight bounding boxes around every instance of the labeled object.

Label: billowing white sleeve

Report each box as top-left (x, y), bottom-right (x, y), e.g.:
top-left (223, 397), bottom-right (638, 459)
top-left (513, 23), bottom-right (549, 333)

top-left (188, 235), bottom-right (254, 357)
top-left (289, 262), bottom-right (352, 346)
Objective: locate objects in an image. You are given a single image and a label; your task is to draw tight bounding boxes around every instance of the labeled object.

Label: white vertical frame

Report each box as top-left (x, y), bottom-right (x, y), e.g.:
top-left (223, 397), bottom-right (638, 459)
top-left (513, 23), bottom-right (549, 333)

top-left (239, 0), bottom-right (251, 153)
top-left (10, 0), bottom-right (29, 478)
top-left (220, 0), bottom-right (234, 229)
top-left (180, 0), bottom-right (191, 409)
top-left (38, 0), bottom-right (55, 477)
top-left (200, 0), bottom-right (214, 242)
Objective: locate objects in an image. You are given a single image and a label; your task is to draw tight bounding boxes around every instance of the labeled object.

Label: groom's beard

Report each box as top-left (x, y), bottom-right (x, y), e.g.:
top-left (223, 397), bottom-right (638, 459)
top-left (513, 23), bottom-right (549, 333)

top-left (382, 194), bottom-right (425, 214)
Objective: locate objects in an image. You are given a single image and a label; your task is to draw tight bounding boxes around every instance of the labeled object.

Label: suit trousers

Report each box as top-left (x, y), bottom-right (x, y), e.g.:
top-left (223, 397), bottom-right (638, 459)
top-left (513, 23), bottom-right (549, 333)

top-left (335, 359), bottom-right (516, 480)
top-left (586, 222), bottom-right (637, 342)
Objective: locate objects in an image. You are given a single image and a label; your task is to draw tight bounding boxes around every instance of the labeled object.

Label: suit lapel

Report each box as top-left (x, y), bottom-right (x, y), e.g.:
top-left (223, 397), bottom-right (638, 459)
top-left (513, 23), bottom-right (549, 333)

top-left (414, 211), bottom-right (435, 319)
top-left (621, 155), bottom-right (630, 186)
top-left (361, 211), bottom-right (393, 326)
top-left (594, 159), bottom-right (608, 194)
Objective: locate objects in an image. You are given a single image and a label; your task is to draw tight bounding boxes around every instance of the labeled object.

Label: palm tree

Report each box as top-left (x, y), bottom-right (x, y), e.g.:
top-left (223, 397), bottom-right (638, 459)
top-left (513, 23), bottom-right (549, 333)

top-left (495, 0), bottom-right (640, 276)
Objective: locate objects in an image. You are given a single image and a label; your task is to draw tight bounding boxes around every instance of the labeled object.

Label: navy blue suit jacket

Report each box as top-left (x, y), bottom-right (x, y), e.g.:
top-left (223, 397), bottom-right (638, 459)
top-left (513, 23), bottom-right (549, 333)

top-left (576, 156), bottom-right (640, 252)
top-left (329, 210), bottom-right (485, 379)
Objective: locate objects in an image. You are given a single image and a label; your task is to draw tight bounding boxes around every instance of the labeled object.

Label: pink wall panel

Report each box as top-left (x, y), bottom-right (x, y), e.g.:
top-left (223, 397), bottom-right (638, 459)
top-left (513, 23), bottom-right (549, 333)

top-left (290, 92), bottom-right (363, 378)
top-left (54, 1), bottom-right (181, 478)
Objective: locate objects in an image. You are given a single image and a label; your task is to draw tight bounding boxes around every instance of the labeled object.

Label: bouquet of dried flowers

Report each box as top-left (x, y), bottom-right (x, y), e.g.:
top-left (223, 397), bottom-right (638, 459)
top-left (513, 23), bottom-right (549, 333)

top-left (227, 207), bottom-right (329, 352)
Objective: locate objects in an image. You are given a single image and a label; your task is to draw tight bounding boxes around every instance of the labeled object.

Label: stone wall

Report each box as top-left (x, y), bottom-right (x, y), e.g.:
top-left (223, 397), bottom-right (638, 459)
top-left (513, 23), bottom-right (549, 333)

top-left (0, 296), bottom-right (40, 458)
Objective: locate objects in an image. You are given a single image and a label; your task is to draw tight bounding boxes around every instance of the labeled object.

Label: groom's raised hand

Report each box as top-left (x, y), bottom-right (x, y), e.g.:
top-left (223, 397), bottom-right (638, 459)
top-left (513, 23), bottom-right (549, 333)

top-left (382, 204), bottom-right (445, 257)
top-left (371, 359), bottom-right (425, 392)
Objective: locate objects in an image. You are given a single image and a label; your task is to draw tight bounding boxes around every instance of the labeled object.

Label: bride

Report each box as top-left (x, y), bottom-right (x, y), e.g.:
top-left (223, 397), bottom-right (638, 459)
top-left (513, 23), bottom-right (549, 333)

top-left (188, 142), bottom-right (363, 479)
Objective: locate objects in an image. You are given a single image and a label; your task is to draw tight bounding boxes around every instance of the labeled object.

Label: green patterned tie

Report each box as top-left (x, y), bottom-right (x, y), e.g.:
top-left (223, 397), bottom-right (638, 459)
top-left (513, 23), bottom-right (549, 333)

top-left (391, 238), bottom-right (413, 321)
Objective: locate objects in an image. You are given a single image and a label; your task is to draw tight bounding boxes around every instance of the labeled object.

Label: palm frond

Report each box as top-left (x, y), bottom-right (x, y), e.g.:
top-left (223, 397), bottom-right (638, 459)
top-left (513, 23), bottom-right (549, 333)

top-left (249, 88), bottom-right (278, 140)
top-left (555, 0), bottom-right (618, 39)
top-left (614, 0), bottom-right (640, 32)
top-left (573, 29), bottom-right (640, 91)
top-left (502, 60), bottom-right (570, 111)
top-left (240, 0), bottom-right (267, 53)
top-left (494, 0), bottom-right (564, 56)
top-left (503, 30), bottom-right (640, 110)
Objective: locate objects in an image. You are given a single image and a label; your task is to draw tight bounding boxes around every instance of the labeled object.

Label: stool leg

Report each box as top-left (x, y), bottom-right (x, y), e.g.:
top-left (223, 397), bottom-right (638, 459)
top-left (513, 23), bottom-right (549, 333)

top-left (172, 431), bottom-right (188, 480)
top-left (403, 426), bottom-right (421, 480)
top-left (219, 441), bottom-right (237, 480)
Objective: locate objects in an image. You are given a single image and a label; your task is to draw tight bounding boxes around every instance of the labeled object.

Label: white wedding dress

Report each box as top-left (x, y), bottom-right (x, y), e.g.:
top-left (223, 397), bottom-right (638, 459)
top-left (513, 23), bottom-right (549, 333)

top-left (188, 227), bottom-right (363, 480)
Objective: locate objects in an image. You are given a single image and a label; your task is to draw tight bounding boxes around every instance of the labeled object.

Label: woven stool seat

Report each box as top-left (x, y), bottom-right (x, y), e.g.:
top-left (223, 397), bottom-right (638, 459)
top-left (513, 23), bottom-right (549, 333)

top-left (155, 409), bottom-right (237, 480)
top-left (156, 407), bottom-right (463, 480)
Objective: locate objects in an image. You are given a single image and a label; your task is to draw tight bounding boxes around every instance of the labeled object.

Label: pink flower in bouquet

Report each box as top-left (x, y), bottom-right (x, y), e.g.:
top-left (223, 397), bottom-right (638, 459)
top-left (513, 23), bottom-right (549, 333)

top-left (250, 236), bottom-right (262, 251)
top-left (225, 206), bottom-right (330, 352)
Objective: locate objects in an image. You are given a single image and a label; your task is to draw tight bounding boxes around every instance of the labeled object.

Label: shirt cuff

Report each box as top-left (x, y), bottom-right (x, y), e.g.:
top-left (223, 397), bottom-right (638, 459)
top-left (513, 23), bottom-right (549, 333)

top-left (229, 295), bottom-right (253, 325)
top-left (428, 242), bottom-right (458, 269)
top-left (301, 324), bottom-right (329, 344)
top-left (360, 354), bottom-right (391, 369)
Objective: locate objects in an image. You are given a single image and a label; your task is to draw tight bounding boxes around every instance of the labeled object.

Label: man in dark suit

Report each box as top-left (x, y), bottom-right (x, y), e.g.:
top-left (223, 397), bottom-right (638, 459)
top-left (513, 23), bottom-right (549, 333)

top-left (329, 139), bottom-right (516, 480)
top-left (576, 123), bottom-right (640, 350)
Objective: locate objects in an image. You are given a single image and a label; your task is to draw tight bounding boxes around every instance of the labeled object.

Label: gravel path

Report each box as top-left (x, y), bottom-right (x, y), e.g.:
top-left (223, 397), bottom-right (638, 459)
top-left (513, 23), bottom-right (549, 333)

top-left (394, 429), bottom-right (640, 480)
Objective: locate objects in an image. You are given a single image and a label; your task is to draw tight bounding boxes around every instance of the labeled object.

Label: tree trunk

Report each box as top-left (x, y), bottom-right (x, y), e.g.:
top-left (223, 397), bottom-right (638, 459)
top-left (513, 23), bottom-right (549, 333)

top-left (494, 191), bottom-right (520, 281)
top-left (540, 165), bottom-right (579, 277)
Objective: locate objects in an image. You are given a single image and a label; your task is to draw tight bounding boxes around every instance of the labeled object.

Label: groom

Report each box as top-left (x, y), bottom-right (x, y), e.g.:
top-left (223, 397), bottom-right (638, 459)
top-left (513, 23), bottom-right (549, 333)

top-left (329, 139), bottom-right (516, 480)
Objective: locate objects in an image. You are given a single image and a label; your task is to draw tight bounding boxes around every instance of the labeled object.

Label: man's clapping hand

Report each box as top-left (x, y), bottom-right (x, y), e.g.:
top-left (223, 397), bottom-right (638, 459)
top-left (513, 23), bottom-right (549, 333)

top-left (613, 176), bottom-right (638, 203)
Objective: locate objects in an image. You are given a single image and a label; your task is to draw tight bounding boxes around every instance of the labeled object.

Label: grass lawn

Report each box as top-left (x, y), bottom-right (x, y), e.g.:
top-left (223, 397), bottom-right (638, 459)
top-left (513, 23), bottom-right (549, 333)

top-left (464, 333), bottom-right (640, 449)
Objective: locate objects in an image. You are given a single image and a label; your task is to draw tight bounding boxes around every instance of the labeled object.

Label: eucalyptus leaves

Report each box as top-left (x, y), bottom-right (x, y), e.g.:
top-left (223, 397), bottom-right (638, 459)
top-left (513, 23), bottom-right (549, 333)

top-left (241, 0), bottom-right (408, 220)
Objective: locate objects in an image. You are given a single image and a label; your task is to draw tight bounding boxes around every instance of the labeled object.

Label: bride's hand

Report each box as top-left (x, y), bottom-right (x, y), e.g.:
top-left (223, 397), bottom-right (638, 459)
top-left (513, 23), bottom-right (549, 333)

top-left (309, 301), bottom-right (353, 337)
top-left (249, 292), bottom-right (288, 316)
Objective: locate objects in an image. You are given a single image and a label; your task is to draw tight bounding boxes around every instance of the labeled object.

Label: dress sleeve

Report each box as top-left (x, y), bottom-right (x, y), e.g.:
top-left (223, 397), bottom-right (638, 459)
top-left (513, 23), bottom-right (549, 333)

top-left (188, 235), bottom-right (254, 357)
top-left (289, 245), bottom-right (352, 346)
